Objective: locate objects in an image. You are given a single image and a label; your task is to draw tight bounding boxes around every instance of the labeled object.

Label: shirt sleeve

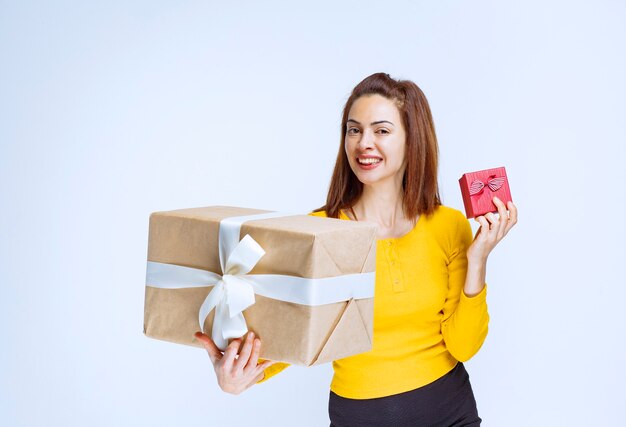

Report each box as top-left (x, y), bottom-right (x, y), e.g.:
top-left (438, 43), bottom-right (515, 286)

top-left (440, 213), bottom-right (490, 362)
top-left (256, 359), bottom-right (290, 384)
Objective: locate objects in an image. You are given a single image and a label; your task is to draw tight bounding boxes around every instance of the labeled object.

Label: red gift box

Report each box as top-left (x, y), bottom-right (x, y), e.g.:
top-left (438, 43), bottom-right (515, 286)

top-left (459, 166), bottom-right (512, 218)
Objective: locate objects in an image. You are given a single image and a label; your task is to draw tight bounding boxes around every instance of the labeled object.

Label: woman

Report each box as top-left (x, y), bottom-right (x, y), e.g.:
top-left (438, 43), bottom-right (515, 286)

top-left (195, 72), bottom-right (518, 426)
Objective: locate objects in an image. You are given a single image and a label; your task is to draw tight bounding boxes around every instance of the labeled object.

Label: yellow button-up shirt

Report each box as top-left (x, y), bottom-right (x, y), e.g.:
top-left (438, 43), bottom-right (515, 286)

top-left (259, 205), bottom-right (489, 399)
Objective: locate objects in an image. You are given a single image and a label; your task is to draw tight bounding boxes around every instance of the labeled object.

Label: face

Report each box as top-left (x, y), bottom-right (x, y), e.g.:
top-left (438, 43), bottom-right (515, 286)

top-left (345, 94), bottom-right (407, 188)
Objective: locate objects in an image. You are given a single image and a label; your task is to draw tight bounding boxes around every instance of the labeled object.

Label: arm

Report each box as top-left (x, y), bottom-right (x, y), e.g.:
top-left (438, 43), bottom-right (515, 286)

top-left (440, 215), bottom-right (490, 362)
top-left (441, 197), bottom-right (518, 361)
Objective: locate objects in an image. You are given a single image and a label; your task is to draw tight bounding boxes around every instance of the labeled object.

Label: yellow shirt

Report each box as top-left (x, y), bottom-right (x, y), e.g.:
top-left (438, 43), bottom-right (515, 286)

top-left (259, 205), bottom-right (489, 399)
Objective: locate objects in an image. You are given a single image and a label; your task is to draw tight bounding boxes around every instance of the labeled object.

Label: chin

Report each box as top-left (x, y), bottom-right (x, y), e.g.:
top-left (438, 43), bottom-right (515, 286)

top-left (353, 173), bottom-right (384, 186)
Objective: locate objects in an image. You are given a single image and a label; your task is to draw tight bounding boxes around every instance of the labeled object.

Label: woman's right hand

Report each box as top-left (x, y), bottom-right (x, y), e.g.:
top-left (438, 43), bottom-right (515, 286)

top-left (194, 330), bottom-right (276, 395)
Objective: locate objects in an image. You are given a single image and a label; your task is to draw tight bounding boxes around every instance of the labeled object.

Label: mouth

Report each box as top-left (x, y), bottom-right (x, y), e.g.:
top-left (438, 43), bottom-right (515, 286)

top-left (356, 157), bottom-right (382, 170)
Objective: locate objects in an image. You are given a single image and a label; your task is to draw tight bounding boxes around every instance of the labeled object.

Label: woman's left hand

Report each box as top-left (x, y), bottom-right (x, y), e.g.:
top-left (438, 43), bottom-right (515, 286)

top-left (467, 197), bottom-right (518, 263)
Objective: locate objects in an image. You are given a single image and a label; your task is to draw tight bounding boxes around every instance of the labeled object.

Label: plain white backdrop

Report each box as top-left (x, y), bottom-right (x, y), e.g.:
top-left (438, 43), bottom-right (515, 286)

top-left (1, 1), bottom-right (625, 426)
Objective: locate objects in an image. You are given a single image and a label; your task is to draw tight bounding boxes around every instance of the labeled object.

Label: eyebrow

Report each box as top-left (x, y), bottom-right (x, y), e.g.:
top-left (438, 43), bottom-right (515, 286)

top-left (347, 119), bottom-right (395, 127)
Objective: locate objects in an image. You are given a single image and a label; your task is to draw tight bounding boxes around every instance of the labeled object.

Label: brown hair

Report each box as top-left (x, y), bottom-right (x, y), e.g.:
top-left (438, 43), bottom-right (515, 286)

top-left (315, 72), bottom-right (442, 219)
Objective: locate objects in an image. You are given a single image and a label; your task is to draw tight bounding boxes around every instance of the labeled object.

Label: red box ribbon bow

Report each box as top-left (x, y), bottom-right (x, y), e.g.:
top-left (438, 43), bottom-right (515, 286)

top-left (469, 175), bottom-right (506, 196)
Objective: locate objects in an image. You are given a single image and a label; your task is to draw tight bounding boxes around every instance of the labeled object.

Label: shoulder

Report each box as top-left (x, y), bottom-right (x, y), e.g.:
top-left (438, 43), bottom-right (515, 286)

top-left (425, 205), bottom-right (469, 229)
top-left (424, 205), bottom-right (473, 252)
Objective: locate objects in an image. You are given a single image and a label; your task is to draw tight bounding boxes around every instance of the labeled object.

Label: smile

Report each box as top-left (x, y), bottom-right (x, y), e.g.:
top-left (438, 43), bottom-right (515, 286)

top-left (356, 157), bottom-right (382, 170)
top-left (357, 158), bottom-right (382, 165)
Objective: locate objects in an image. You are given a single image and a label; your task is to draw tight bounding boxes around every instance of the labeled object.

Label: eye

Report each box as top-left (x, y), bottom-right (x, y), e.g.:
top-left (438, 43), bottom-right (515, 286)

top-left (347, 127), bottom-right (360, 135)
top-left (377, 128), bottom-right (390, 135)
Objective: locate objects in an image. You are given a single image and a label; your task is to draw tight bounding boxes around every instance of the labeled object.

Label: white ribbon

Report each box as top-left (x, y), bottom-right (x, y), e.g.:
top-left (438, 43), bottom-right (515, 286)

top-left (145, 211), bottom-right (375, 350)
top-left (146, 262), bottom-right (375, 305)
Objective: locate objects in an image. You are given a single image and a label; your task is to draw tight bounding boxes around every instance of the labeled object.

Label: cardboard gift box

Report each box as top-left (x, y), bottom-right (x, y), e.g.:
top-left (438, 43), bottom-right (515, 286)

top-left (144, 206), bottom-right (377, 366)
top-left (459, 166), bottom-right (513, 218)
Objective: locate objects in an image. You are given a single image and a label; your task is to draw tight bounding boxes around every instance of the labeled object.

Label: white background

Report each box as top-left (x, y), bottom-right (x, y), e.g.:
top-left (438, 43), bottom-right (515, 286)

top-left (1, 1), bottom-right (625, 426)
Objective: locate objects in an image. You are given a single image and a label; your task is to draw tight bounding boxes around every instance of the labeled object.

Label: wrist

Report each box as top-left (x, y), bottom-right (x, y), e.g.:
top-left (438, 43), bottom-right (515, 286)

top-left (464, 258), bottom-right (487, 297)
top-left (467, 256), bottom-right (487, 269)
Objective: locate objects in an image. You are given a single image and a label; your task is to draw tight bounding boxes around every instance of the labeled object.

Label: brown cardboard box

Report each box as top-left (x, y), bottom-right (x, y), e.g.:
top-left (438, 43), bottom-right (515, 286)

top-left (143, 206), bottom-right (377, 366)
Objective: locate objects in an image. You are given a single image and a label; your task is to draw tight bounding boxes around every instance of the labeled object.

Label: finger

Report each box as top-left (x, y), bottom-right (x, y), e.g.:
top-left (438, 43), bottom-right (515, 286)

top-left (488, 212), bottom-right (503, 240)
top-left (235, 332), bottom-right (255, 372)
top-left (507, 201), bottom-right (518, 228)
top-left (194, 331), bottom-right (222, 364)
top-left (492, 198), bottom-right (508, 240)
top-left (496, 219), bottom-right (505, 238)
top-left (500, 201), bottom-right (517, 237)
top-left (492, 196), bottom-right (507, 216)
top-left (244, 371), bottom-right (267, 391)
top-left (252, 359), bottom-right (276, 379)
top-left (474, 216), bottom-right (490, 239)
top-left (251, 372), bottom-right (265, 385)
top-left (493, 197), bottom-right (509, 222)
top-left (221, 338), bottom-right (242, 371)
top-left (485, 212), bottom-right (500, 235)
top-left (244, 337), bottom-right (263, 373)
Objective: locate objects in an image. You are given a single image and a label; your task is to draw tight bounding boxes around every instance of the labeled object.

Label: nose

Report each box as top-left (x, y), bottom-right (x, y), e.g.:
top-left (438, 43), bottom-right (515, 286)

top-left (358, 129), bottom-right (375, 149)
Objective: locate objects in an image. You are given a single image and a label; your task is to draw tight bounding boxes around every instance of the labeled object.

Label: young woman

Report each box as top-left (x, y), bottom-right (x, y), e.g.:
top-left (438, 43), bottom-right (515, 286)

top-left (195, 72), bottom-right (518, 426)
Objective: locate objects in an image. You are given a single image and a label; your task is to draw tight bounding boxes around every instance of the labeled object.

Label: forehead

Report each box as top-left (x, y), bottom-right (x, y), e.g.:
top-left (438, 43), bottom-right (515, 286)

top-left (348, 94), bottom-right (401, 122)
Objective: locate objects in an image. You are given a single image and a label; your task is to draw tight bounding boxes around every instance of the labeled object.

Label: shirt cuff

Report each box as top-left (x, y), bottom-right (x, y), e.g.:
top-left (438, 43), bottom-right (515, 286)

top-left (461, 283), bottom-right (487, 306)
top-left (256, 359), bottom-right (290, 384)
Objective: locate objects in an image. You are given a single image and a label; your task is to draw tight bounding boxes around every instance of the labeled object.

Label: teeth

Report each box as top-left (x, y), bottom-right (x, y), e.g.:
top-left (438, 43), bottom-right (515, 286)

top-left (358, 158), bottom-right (381, 164)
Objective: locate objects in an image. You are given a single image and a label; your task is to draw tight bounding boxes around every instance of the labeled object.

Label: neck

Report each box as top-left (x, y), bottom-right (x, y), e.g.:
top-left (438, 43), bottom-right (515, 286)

top-left (353, 180), bottom-right (407, 228)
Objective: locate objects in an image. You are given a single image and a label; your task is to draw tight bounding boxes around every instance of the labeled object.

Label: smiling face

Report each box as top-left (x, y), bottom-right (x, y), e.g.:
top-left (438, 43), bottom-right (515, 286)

top-left (345, 94), bottom-right (407, 188)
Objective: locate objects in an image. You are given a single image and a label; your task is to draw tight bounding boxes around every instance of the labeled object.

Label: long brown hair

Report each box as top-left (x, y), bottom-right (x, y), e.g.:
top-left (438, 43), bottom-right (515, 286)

top-left (315, 72), bottom-right (442, 219)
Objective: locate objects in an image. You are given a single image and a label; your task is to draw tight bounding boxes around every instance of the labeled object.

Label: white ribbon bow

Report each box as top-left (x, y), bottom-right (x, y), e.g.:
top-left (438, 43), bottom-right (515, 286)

top-left (198, 234), bottom-right (265, 350)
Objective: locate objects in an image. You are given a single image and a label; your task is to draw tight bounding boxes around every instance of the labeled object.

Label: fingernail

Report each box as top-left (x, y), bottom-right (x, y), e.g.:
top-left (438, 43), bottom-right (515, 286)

top-left (494, 196), bottom-right (500, 202)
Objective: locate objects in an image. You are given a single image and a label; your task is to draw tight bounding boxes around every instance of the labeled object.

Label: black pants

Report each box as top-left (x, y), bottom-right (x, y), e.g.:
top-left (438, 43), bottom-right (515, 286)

top-left (328, 362), bottom-right (481, 427)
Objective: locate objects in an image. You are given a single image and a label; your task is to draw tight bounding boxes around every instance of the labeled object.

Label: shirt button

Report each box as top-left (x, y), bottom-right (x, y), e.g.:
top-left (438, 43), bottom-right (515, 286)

top-left (393, 279), bottom-right (399, 284)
